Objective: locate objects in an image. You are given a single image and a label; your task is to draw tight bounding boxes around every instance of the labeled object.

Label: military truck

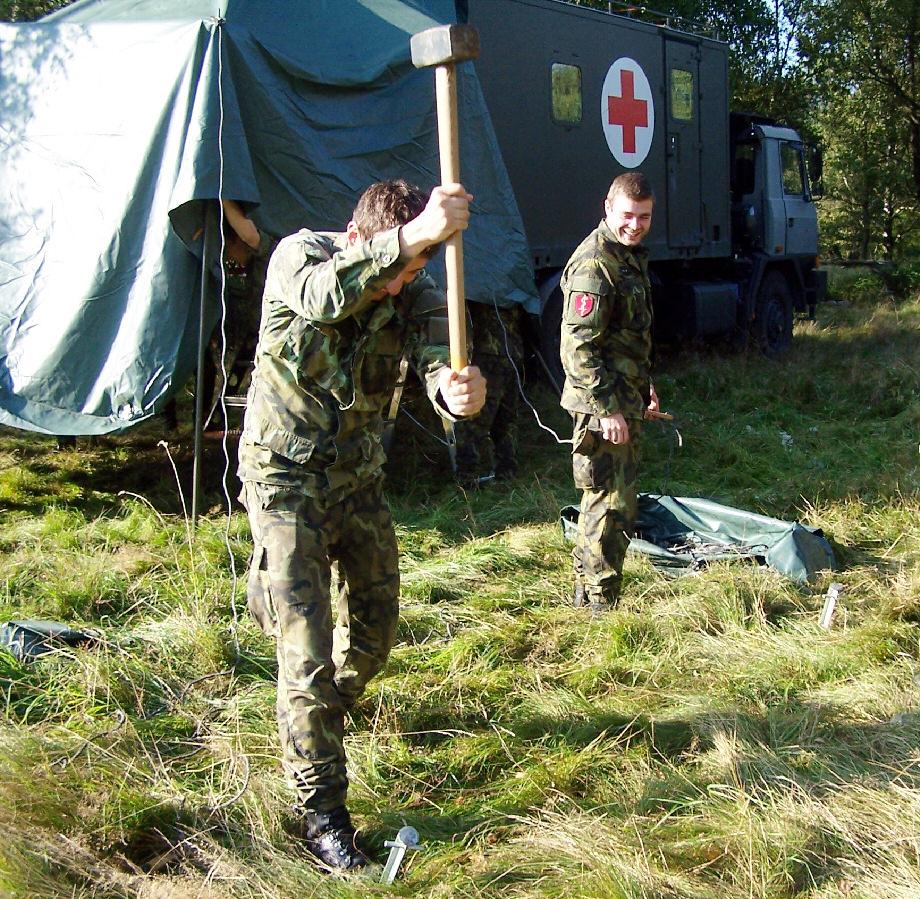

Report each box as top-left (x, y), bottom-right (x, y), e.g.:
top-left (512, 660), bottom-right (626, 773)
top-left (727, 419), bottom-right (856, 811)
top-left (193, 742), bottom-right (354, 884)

top-left (461, 0), bottom-right (826, 375)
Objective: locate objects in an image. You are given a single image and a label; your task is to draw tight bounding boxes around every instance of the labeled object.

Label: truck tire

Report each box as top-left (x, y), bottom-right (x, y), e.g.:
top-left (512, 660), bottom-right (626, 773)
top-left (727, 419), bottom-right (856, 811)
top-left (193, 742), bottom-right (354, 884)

top-left (754, 271), bottom-right (793, 358)
top-left (537, 280), bottom-right (565, 392)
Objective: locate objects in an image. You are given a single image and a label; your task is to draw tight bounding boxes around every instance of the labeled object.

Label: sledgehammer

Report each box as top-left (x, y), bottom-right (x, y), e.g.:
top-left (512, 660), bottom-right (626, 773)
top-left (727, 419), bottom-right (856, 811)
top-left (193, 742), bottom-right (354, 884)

top-left (411, 24), bottom-right (480, 372)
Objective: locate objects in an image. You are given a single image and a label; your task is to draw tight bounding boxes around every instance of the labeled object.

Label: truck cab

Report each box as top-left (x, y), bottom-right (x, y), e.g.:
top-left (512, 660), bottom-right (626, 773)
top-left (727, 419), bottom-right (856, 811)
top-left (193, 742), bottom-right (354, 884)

top-left (733, 121), bottom-right (818, 259)
top-left (731, 115), bottom-right (826, 352)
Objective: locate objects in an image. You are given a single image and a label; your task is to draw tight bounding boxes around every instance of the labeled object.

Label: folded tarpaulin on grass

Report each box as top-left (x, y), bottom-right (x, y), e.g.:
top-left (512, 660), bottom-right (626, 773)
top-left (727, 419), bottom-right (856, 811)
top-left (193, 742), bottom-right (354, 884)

top-left (560, 493), bottom-right (837, 585)
top-left (0, 619), bottom-right (96, 662)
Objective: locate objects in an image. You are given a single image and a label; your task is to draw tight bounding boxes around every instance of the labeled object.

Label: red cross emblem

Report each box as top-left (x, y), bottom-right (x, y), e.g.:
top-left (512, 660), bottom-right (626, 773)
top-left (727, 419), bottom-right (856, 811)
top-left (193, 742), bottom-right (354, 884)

top-left (607, 69), bottom-right (648, 154)
top-left (574, 293), bottom-right (595, 317)
top-left (601, 58), bottom-right (655, 166)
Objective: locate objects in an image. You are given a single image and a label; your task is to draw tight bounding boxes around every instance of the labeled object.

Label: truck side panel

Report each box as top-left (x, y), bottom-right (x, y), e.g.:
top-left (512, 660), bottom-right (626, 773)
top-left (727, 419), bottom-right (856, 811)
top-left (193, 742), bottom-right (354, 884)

top-left (697, 35), bottom-right (731, 256)
top-left (467, 0), bottom-right (731, 269)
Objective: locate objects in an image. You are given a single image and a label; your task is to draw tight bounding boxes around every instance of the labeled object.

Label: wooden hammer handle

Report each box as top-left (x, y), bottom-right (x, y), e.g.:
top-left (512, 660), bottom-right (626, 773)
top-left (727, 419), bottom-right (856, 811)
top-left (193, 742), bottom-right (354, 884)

top-left (435, 64), bottom-right (468, 373)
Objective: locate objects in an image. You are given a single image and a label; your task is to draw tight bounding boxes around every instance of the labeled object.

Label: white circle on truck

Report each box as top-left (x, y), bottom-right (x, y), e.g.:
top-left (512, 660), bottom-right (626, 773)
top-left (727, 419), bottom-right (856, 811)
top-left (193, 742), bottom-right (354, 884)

top-left (601, 58), bottom-right (654, 168)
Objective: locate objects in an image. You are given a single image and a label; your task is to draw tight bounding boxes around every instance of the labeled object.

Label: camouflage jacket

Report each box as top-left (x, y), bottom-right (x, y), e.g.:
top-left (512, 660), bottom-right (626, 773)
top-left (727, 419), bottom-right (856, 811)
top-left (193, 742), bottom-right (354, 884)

top-left (237, 226), bottom-right (454, 501)
top-left (559, 219), bottom-right (652, 421)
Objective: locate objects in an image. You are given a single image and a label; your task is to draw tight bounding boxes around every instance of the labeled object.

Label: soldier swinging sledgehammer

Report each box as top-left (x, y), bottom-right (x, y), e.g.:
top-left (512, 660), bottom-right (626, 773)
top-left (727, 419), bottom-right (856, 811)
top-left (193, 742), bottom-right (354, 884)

top-left (237, 180), bottom-right (485, 871)
top-left (237, 23), bottom-right (485, 875)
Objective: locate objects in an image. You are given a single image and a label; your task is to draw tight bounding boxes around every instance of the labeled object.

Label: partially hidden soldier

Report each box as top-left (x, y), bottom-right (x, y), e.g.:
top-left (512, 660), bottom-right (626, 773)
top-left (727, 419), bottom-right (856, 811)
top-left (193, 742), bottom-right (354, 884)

top-left (237, 180), bottom-right (485, 871)
top-left (453, 300), bottom-right (524, 486)
top-left (172, 199), bottom-right (278, 433)
top-left (560, 172), bottom-right (661, 613)
top-left (207, 200), bottom-right (278, 428)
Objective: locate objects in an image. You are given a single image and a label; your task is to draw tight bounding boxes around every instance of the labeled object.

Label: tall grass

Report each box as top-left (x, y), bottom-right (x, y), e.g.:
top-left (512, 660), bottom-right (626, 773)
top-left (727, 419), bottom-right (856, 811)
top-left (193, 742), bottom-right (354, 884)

top-left (0, 285), bottom-right (918, 897)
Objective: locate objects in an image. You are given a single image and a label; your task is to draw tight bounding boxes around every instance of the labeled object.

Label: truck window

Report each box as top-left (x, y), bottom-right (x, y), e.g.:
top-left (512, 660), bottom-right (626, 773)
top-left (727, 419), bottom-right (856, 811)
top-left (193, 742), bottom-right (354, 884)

top-left (781, 143), bottom-right (805, 196)
top-left (670, 68), bottom-right (694, 121)
top-left (551, 63), bottom-right (582, 124)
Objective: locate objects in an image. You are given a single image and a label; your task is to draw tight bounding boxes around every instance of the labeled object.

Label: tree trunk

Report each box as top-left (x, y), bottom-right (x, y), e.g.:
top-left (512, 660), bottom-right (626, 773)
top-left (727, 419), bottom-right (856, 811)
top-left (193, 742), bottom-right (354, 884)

top-left (858, 185), bottom-right (872, 259)
top-left (882, 191), bottom-right (895, 260)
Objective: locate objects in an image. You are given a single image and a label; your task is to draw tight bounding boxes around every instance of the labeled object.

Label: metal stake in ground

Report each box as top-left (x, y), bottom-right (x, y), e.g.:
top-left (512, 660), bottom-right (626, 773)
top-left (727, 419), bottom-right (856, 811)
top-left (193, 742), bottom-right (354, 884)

top-left (410, 24), bottom-right (480, 373)
top-left (380, 825), bottom-right (422, 885)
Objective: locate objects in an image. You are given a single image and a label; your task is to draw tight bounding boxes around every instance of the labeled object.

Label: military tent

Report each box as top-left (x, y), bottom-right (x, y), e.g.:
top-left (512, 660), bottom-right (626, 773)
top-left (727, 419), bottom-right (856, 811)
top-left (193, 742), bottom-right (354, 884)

top-left (0, 0), bottom-right (536, 436)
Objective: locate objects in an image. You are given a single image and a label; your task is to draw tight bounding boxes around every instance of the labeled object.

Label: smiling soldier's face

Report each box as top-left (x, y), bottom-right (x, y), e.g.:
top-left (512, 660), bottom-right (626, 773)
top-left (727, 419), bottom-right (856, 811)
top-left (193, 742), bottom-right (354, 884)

top-left (605, 193), bottom-right (654, 247)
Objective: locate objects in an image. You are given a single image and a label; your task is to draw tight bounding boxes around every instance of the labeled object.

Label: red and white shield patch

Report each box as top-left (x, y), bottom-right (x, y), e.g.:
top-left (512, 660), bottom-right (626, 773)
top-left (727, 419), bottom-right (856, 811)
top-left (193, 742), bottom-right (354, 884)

top-left (574, 293), bottom-right (595, 317)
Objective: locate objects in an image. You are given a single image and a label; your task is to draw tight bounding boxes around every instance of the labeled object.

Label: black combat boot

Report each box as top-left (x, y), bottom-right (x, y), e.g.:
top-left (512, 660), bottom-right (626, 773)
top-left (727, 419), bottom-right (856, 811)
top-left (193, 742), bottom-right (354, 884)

top-left (299, 806), bottom-right (369, 871)
top-left (573, 584), bottom-right (618, 614)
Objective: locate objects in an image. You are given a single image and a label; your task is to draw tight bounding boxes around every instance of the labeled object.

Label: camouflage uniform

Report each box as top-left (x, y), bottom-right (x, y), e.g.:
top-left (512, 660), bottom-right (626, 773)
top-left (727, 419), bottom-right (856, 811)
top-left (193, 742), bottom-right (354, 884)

top-left (560, 219), bottom-right (653, 605)
top-left (238, 226), bottom-right (454, 812)
top-left (454, 302), bottom-right (524, 482)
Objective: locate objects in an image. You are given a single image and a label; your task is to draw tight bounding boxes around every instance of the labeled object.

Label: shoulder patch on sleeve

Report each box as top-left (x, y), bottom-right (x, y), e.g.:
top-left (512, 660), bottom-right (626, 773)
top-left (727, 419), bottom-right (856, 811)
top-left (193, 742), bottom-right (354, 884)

top-left (572, 293), bottom-right (597, 318)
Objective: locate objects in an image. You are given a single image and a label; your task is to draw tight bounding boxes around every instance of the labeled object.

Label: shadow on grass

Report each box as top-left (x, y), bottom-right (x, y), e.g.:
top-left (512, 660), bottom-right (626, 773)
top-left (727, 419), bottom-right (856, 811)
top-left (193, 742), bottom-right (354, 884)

top-left (637, 700), bottom-right (920, 808)
top-left (0, 424), bottom-right (246, 519)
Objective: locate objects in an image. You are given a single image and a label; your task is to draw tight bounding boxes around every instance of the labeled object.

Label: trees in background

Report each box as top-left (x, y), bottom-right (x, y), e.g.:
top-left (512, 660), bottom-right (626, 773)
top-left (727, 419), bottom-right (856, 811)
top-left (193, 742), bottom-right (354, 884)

top-left (799, 0), bottom-right (920, 258)
top-left (815, 86), bottom-right (919, 260)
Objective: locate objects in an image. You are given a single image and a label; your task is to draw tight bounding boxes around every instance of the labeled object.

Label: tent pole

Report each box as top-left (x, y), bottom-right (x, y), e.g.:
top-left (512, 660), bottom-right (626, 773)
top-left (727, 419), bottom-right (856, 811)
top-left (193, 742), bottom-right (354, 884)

top-left (192, 205), bottom-right (213, 528)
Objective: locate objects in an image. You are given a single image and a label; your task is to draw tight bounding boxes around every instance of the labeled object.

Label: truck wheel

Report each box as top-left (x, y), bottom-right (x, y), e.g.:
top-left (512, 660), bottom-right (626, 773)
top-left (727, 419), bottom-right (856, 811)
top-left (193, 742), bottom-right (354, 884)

top-left (754, 271), bottom-right (793, 358)
top-left (537, 281), bottom-right (565, 392)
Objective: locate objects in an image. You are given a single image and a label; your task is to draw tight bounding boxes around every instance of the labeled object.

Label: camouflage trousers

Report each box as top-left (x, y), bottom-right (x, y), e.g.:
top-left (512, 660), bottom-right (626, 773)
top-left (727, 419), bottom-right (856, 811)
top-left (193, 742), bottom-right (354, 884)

top-left (570, 414), bottom-right (643, 605)
top-left (454, 357), bottom-right (520, 481)
top-left (241, 478), bottom-right (400, 812)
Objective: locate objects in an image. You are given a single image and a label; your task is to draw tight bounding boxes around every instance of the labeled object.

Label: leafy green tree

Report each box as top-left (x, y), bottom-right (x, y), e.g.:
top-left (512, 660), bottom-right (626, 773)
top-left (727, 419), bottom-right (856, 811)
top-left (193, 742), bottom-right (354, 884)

top-left (0, 0), bottom-right (72, 20)
top-left (817, 85), bottom-right (919, 259)
top-left (799, 0), bottom-right (920, 201)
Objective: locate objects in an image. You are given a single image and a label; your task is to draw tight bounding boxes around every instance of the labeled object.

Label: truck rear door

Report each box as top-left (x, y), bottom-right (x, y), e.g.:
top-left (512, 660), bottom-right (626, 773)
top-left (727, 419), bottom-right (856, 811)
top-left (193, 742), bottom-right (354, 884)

top-left (664, 39), bottom-right (702, 249)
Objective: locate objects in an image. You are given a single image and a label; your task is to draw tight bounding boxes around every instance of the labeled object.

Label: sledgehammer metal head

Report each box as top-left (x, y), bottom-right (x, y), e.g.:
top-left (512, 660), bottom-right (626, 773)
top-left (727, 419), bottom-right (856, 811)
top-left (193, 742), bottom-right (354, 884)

top-left (410, 23), bottom-right (480, 373)
top-left (410, 23), bottom-right (480, 69)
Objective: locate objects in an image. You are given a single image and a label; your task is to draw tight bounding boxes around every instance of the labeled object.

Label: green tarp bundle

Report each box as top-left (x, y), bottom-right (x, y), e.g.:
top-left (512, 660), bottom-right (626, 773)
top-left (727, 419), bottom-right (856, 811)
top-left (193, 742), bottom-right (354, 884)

top-left (561, 493), bottom-right (837, 585)
top-left (0, 0), bottom-right (536, 435)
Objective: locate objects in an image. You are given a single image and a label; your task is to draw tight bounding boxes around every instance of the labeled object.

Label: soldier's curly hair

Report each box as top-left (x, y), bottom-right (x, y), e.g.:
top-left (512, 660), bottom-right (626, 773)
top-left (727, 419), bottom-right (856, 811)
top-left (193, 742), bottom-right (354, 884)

top-left (353, 179), bottom-right (440, 258)
top-left (607, 171), bottom-right (655, 203)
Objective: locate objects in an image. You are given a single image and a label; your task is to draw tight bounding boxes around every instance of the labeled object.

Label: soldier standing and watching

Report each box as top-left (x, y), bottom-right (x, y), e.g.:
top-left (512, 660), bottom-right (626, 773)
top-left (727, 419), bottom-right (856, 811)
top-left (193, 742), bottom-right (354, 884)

top-left (238, 179), bottom-right (485, 871)
top-left (560, 171), bottom-right (660, 612)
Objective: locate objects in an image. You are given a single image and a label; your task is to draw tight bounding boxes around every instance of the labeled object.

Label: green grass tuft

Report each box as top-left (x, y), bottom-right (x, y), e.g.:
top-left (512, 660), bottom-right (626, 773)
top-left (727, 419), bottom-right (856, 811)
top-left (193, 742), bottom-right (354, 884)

top-left (0, 292), bottom-right (919, 896)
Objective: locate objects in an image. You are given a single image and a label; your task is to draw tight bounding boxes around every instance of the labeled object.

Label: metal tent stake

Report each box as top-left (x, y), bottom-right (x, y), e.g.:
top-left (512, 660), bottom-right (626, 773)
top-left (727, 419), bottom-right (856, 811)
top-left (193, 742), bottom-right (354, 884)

top-left (380, 825), bottom-right (422, 884)
top-left (820, 582), bottom-right (844, 628)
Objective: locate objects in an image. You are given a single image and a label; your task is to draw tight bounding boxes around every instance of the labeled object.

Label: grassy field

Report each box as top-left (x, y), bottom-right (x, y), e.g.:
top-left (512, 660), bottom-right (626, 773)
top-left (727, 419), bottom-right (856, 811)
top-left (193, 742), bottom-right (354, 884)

top-left (0, 277), bottom-right (918, 898)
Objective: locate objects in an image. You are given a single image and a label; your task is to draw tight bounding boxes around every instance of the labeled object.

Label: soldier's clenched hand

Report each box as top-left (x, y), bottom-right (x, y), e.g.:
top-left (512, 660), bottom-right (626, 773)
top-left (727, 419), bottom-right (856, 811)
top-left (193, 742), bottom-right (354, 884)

top-left (438, 365), bottom-right (486, 418)
top-left (399, 184), bottom-right (472, 258)
top-left (600, 411), bottom-right (630, 445)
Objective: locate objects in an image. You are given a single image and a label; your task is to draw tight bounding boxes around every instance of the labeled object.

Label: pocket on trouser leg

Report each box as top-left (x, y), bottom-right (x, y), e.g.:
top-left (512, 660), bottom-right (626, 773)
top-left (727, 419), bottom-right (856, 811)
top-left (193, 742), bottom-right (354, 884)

top-left (573, 430), bottom-right (616, 490)
top-left (572, 420), bottom-right (597, 490)
top-left (247, 544), bottom-right (277, 636)
top-left (573, 450), bottom-right (616, 489)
